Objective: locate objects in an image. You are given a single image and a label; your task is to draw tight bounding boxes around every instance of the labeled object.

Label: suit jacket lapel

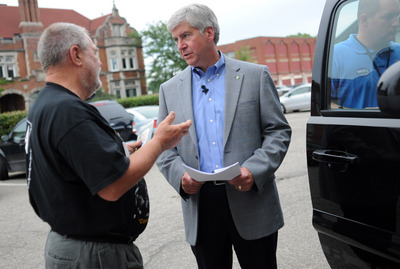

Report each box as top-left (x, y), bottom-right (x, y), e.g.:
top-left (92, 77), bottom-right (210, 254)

top-left (224, 58), bottom-right (243, 148)
top-left (178, 67), bottom-right (199, 152)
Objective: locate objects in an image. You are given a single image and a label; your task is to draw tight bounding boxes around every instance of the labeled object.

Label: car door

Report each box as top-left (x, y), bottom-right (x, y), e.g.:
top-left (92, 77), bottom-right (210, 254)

top-left (307, 0), bottom-right (400, 268)
top-left (1, 118), bottom-right (27, 172)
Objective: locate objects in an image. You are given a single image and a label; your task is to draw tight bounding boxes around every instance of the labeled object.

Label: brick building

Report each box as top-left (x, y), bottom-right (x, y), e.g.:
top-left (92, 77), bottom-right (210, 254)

top-left (0, 0), bottom-right (146, 113)
top-left (218, 36), bottom-right (316, 86)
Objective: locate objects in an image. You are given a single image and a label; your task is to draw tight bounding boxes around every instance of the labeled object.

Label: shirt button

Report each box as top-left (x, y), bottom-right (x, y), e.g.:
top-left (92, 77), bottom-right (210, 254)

top-left (212, 142), bottom-right (216, 145)
top-left (208, 79), bottom-right (211, 82)
top-left (215, 165), bottom-right (219, 168)
top-left (209, 98), bottom-right (212, 101)
top-left (210, 119), bottom-right (214, 123)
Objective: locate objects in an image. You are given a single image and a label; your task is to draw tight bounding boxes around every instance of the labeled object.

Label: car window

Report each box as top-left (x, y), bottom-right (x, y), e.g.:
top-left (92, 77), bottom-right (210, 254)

top-left (327, 0), bottom-right (400, 110)
top-left (10, 119), bottom-right (27, 141)
top-left (291, 86), bottom-right (310, 96)
top-left (94, 103), bottom-right (129, 121)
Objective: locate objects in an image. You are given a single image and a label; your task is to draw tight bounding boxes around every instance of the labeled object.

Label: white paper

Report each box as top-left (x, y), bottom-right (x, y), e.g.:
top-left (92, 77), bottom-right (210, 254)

top-left (182, 162), bottom-right (241, 182)
top-left (137, 120), bottom-right (154, 145)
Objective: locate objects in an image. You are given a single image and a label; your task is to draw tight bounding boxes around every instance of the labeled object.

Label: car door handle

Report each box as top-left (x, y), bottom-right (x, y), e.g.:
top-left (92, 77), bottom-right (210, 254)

top-left (312, 149), bottom-right (359, 164)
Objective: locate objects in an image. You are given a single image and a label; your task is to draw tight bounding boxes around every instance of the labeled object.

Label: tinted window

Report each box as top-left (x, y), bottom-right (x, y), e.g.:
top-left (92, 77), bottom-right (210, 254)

top-left (94, 102), bottom-right (129, 121)
top-left (327, 0), bottom-right (400, 110)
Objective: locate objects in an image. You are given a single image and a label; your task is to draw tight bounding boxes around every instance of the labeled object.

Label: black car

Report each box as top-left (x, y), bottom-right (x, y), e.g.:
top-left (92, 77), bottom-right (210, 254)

top-left (90, 100), bottom-right (136, 141)
top-left (307, 0), bottom-right (400, 267)
top-left (0, 100), bottom-right (135, 180)
top-left (0, 118), bottom-right (27, 180)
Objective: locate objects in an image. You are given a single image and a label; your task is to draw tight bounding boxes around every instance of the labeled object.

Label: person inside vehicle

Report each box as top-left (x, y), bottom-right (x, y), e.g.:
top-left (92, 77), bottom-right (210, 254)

top-left (331, 0), bottom-right (400, 109)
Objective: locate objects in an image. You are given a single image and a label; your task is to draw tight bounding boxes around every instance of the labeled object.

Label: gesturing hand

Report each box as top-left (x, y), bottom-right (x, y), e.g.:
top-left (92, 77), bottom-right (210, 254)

top-left (153, 111), bottom-right (192, 151)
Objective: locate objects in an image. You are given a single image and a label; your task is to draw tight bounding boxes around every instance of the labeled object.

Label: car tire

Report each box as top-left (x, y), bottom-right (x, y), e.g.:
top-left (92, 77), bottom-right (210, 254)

top-left (0, 158), bottom-right (8, 180)
top-left (280, 104), bottom-right (286, 114)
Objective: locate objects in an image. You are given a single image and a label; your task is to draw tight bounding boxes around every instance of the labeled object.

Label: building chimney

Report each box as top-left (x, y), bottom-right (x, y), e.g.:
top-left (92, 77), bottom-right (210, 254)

top-left (19, 0), bottom-right (41, 23)
top-left (18, 0), bottom-right (43, 33)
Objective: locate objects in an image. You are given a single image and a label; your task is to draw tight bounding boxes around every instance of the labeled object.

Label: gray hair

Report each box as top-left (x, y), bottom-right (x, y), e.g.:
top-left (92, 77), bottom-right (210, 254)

top-left (38, 22), bottom-right (91, 72)
top-left (167, 3), bottom-right (220, 44)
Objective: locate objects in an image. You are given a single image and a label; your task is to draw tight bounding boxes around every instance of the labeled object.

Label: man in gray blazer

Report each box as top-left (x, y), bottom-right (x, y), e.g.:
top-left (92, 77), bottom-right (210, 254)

top-left (156, 4), bottom-right (291, 268)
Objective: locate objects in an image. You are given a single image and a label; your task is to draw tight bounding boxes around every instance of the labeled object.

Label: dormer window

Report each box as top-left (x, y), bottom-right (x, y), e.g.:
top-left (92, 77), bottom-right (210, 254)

top-left (112, 24), bottom-right (124, 37)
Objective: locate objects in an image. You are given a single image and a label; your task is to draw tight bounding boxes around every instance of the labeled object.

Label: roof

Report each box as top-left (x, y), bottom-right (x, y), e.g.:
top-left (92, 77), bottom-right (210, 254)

top-left (0, 5), bottom-right (109, 38)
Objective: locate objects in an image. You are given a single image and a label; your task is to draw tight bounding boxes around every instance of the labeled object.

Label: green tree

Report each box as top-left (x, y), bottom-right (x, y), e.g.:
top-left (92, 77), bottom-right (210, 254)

top-left (287, 33), bottom-right (315, 38)
top-left (234, 46), bottom-right (256, 63)
top-left (140, 21), bottom-right (187, 93)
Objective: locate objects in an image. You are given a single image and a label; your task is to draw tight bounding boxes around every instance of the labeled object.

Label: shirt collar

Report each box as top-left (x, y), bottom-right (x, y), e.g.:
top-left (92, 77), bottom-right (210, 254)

top-left (350, 34), bottom-right (374, 54)
top-left (350, 34), bottom-right (393, 55)
top-left (192, 51), bottom-right (225, 78)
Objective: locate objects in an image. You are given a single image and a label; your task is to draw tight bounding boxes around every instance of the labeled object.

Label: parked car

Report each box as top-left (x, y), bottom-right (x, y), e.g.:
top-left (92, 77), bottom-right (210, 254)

top-left (279, 83), bottom-right (311, 113)
top-left (90, 100), bottom-right (136, 141)
top-left (276, 85), bottom-right (291, 96)
top-left (0, 101), bottom-right (136, 180)
top-left (0, 118), bottom-right (27, 180)
top-left (126, 105), bottom-right (159, 140)
top-left (307, 0), bottom-right (400, 267)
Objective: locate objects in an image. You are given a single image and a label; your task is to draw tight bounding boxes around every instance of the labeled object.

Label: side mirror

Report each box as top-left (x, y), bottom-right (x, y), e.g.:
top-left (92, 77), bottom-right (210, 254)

top-left (1, 135), bottom-right (9, 142)
top-left (377, 61), bottom-right (400, 116)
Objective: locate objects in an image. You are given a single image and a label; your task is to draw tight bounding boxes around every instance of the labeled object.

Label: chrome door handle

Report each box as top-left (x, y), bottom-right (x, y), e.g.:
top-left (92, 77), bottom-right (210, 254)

top-left (312, 149), bottom-right (359, 164)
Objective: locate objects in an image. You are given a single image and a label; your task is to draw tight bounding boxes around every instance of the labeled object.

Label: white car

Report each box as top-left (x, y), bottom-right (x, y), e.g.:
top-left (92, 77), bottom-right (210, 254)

top-left (276, 85), bottom-right (291, 96)
top-left (126, 105), bottom-right (159, 140)
top-left (279, 83), bottom-right (311, 113)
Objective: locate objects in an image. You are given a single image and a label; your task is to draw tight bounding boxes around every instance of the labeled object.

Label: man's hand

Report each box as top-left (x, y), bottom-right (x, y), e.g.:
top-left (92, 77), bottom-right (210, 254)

top-left (228, 167), bottom-right (254, 192)
top-left (98, 112), bottom-right (191, 202)
top-left (125, 140), bottom-right (143, 154)
top-left (153, 111), bottom-right (191, 151)
top-left (182, 172), bottom-right (204, 194)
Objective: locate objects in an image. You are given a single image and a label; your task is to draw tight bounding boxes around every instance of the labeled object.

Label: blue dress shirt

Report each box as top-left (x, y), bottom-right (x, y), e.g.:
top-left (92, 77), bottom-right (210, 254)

top-left (331, 34), bottom-right (400, 108)
top-left (192, 53), bottom-right (226, 173)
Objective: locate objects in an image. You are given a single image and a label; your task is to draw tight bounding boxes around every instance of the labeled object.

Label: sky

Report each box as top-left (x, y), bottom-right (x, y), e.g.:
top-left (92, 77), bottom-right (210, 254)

top-left (1, 0), bottom-right (326, 45)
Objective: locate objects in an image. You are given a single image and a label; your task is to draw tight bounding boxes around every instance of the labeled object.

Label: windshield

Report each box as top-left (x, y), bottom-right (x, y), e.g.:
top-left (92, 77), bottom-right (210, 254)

top-left (134, 106), bottom-right (159, 119)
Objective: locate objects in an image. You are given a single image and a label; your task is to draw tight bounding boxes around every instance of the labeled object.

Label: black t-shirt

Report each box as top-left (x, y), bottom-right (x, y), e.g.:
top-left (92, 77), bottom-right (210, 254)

top-left (26, 83), bottom-right (147, 238)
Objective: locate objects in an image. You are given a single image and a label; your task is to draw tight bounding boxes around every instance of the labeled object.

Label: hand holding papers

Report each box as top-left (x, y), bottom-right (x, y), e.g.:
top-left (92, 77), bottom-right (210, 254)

top-left (182, 162), bottom-right (241, 182)
top-left (137, 120), bottom-right (154, 145)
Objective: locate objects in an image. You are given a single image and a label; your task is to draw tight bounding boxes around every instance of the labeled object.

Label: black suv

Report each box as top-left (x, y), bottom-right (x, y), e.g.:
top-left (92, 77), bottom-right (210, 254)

top-left (0, 118), bottom-right (27, 180)
top-left (90, 100), bottom-right (136, 141)
top-left (307, 0), bottom-right (400, 267)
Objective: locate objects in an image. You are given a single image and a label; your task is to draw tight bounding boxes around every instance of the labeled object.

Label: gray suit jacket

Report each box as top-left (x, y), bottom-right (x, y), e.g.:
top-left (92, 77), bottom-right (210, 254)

top-left (156, 56), bottom-right (291, 245)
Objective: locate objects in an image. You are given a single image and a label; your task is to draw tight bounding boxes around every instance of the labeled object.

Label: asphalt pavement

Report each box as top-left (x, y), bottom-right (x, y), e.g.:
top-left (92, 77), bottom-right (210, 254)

top-left (0, 111), bottom-right (330, 268)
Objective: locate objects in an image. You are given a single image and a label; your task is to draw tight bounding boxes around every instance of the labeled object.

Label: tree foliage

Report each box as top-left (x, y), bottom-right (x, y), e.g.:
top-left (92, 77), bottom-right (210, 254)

top-left (0, 110), bottom-right (28, 137)
top-left (139, 21), bottom-right (187, 93)
top-left (234, 46), bottom-right (256, 63)
top-left (287, 33), bottom-right (315, 38)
